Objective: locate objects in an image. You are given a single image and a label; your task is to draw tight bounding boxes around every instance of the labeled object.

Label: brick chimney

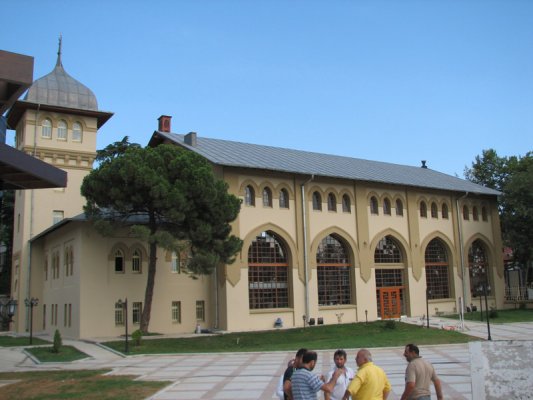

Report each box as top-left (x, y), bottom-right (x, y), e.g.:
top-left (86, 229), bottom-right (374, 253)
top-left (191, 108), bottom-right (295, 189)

top-left (158, 115), bottom-right (172, 132)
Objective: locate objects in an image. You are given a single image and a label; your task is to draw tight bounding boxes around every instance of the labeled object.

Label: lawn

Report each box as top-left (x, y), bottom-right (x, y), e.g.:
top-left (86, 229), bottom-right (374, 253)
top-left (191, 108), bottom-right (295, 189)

top-left (445, 308), bottom-right (533, 323)
top-left (0, 336), bottom-right (49, 347)
top-left (0, 370), bottom-right (170, 400)
top-left (103, 320), bottom-right (474, 355)
top-left (25, 345), bottom-right (89, 362)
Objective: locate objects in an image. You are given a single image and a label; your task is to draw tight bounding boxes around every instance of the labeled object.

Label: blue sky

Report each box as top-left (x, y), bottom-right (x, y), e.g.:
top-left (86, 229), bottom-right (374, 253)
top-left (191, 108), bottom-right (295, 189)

top-left (3, 0), bottom-right (532, 177)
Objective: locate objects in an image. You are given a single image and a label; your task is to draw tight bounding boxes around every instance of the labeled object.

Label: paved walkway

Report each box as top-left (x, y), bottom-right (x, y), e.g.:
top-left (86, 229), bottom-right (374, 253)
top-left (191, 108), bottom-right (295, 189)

top-left (1, 318), bottom-right (532, 399)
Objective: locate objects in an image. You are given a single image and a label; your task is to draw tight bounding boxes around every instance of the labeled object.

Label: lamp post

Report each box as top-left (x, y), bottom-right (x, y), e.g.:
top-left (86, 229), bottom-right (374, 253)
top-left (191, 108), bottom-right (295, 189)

top-left (117, 298), bottom-right (128, 353)
top-left (426, 288), bottom-right (431, 329)
top-left (483, 283), bottom-right (492, 341)
top-left (24, 298), bottom-right (38, 345)
top-left (0, 298), bottom-right (17, 329)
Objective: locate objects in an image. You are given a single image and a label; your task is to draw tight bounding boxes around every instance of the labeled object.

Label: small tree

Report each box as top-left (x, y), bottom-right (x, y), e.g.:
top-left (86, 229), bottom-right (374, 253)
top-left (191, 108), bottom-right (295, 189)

top-left (52, 329), bottom-right (62, 353)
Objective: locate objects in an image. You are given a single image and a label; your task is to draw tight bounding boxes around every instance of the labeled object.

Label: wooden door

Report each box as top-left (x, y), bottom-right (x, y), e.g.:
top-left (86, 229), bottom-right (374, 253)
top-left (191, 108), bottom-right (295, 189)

top-left (379, 287), bottom-right (402, 319)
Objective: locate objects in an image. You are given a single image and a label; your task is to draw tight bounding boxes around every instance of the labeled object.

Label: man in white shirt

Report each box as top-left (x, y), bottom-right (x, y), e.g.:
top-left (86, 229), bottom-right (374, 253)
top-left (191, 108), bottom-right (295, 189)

top-left (325, 349), bottom-right (355, 400)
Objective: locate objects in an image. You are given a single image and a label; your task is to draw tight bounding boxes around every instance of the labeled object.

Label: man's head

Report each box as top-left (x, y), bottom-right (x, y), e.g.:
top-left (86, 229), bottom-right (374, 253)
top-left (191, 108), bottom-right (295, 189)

top-left (333, 349), bottom-right (347, 368)
top-left (403, 344), bottom-right (420, 362)
top-left (294, 348), bottom-right (308, 368)
top-left (302, 350), bottom-right (318, 371)
top-left (355, 349), bottom-right (372, 367)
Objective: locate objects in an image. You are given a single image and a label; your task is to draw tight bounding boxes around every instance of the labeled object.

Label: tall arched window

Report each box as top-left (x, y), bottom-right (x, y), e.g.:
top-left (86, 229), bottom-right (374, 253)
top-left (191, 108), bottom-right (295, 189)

top-left (327, 193), bottom-right (337, 212)
top-left (312, 191), bottom-right (322, 211)
top-left (481, 206), bottom-right (488, 221)
top-left (425, 239), bottom-right (450, 299)
top-left (42, 118), bottom-right (52, 138)
top-left (248, 232), bottom-right (289, 309)
top-left (469, 239), bottom-right (491, 295)
top-left (420, 201), bottom-right (427, 218)
top-left (114, 250), bottom-right (124, 273)
top-left (431, 202), bottom-right (438, 219)
top-left (383, 198), bottom-right (391, 215)
top-left (57, 120), bottom-right (67, 140)
top-left (374, 235), bottom-right (405, 318)
top-left (72, 122), bottom-right (83, 141)
top-left (317, 235), bottom-right (351, 306)
top-left (244, 185), bottom-right (255, 206)
top-left (279, 189), bottom-right (289, 209)
top-left (370, 196), bottom-right (379, 215)
top-left (395, 199), bottom-right (404, 216)
top-left (132, 249), bottom-right (141, 273)
top-left (374, 236), bottom-right (402, 263)
top-left (463, 205), bottom-right (470, 220)
top-left (442, 203), bottom-right (449, 219)
top-left (473, 206), bottom-right (479, 221)
top-left (262, 187), bottom-right (272, 207)
top-left (342, 194), bottom-right (351, 213)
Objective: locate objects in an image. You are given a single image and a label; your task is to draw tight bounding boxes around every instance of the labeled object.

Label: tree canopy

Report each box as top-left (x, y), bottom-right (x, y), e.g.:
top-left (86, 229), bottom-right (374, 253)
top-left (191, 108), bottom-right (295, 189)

top-left (464, 149), bottom-right (533, 266)
top-left (81, 142), bottom-right (242, 332)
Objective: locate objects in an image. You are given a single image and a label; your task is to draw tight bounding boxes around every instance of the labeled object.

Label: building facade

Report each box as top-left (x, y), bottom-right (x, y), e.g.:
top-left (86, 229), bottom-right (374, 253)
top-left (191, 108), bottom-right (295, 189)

top-left (8, 49), bottom-right (505, 339)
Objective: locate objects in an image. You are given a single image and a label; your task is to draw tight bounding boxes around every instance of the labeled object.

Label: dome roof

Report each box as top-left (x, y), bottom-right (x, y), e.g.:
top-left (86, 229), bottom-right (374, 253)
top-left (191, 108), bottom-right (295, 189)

top-left (24, 40), bottom-right (98, 111)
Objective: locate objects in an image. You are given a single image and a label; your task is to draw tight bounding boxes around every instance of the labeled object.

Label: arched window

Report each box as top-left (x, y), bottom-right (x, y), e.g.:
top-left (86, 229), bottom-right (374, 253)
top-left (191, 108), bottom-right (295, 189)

top-left (327, 193), bottom-right (337, 212)
top-left (279, 189), bottom-right (289, 209)
top-left (473, 206), bottom-right (479, 221)
top-left (114, 250), bottom-right (124, 273)
top-left (312, 191), bottom-right (322, 211)
top-left (42, 118), bottom-right (52, 138)
top-left (370, 196), bottom-right (379, 215)
top-left (383, 198), bottom-right (391, 215)
top-left (244, 185), bottom-right (255, 206)
top-left (431, 202), bottom-right (438, 219)
top-left (442, 203), bottom-right (449, 219)
top-left (395, 199), bottom-right (404, 216)
top-left (425, 239), bottom-right (450, 299)
top-left (72, 122), bottom-right (83, 141)
top-left (468, 239), bottom-right (491, 295)
top-left (262, 187), bottom-right (272, 207)
top-left (374, 236), bottom-right (402, 263)
top-left (317, 235), bottom-right (351, 306)
top-left (57, 120), bottom-right (67, 140)
top-left (420, 201), bottom-right (427, 218)
top-left (171, 252), bottom-right (180, 273)
top-left (463, 205), bottom-right (470, 220)
top-left (132, 249), bottom-right (141, 273)
top-left (342, 194), bottom-right (351, 213)
top-left (248, 232), bottom-right (289, 309)
top-left (481, 206), bottom-right (488, 221)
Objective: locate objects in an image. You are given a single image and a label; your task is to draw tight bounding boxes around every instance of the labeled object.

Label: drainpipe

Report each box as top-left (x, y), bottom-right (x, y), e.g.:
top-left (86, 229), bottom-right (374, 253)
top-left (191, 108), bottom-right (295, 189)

top-left (456, 192), bottom-right (469, 331)
top-left (300, 175), bottom-right (314, 325)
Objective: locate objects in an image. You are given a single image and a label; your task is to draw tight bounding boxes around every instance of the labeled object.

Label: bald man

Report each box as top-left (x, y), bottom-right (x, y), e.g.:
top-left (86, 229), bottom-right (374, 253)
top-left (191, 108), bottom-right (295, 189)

top-left (343, 349), bottom-right (391, 400)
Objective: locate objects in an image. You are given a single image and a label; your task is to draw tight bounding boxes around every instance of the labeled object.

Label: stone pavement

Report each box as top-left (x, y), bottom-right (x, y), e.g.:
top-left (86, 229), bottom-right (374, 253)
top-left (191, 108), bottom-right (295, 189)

top-left (1, 318), bottom-right (532, 399)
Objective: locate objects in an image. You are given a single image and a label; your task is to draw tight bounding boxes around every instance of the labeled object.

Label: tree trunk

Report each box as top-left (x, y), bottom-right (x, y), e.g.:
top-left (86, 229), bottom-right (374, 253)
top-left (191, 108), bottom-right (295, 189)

top-left (140, 221), bottom-right (158, 333)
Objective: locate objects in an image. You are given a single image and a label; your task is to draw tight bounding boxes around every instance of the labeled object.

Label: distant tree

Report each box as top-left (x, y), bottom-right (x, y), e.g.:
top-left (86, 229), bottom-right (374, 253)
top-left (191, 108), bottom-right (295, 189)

top-left (81, 143), bottom-right (242, 333)
top-left (465, 149), bottom-right (533, 267)
top-left (0, 190), bottom-right (14, 295)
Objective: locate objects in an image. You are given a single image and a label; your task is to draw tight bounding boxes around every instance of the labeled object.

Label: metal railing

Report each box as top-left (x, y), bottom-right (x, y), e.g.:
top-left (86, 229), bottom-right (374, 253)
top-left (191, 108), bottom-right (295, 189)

top-left (504, 285), bottom-right (532, 302)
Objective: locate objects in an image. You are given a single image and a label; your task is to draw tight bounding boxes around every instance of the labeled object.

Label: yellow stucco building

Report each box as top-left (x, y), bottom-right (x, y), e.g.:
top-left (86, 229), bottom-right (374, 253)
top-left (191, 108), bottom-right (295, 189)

top-left (8, 49), bottom-right (504, 339)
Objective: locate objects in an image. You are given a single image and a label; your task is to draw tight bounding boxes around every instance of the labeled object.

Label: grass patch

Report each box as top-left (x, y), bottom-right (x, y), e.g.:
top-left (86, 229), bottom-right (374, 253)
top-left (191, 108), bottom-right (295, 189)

top-left (0, 336), bottom-right (49, 347)
top-left (103, 321), bottom-right (474, 355)
top-left (0, 369), bottom-right (170, 400)
top-left (445, 308), bottom-right (533, 323)
top-left (25, 345), bottom-right (88, 362)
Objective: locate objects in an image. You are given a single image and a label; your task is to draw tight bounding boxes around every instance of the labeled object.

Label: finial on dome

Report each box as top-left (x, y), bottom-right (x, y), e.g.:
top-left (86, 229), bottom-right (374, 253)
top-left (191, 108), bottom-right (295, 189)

top-left (56, 34), bottom-right (63, 67)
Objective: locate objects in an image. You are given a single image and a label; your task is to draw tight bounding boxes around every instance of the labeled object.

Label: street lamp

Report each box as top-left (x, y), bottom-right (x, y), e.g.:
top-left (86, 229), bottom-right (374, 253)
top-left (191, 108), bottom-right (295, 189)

top-left (0, 298), bottom-right (18, 329)
top-left (117, 298), bottom-right (128, 353)
top-left (426, 287), bottom-right (431, 329)
top-left (471, 263), bottom-right (492, 341)
top-left (482, 282), bottom-right (492, 341)
top-left (24, 298), bottom-right (38, 345)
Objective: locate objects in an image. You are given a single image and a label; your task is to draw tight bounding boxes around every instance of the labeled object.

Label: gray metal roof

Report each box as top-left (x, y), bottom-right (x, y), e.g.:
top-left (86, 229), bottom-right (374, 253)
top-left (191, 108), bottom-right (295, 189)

top-left (24, 53), bottom-right (98, 111)
top-left (152, 131), bottom-right (499, 196)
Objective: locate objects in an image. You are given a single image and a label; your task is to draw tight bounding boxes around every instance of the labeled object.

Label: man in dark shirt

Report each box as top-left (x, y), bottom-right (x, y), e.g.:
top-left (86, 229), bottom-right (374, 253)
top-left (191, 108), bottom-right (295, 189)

top-left (283, 348), bottom-right (307, 400)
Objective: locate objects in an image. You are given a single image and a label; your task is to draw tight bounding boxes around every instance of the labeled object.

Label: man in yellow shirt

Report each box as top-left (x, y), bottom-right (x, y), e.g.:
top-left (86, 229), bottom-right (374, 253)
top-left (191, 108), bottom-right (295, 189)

top-left (343, 349), bottom-right (391, 400)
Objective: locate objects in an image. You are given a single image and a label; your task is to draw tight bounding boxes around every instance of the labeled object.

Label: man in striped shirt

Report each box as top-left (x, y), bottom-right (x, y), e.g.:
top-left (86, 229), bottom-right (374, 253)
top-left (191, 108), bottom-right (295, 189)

top-left (291, 350), bottom-right (342, 400)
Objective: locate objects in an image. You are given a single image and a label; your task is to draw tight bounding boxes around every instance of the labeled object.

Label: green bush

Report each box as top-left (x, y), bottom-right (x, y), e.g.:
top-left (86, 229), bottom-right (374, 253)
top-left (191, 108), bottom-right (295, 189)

top-left (489, 308), bottom-right (498, 319)
top-left (519, 302), bottom-right (527, 310)
top-left (132, 329), bottom-right (143, 346)
top-left (52, 329), bottom-right (62, 353)
top-left (383, 319), bottom-right (397, 330)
